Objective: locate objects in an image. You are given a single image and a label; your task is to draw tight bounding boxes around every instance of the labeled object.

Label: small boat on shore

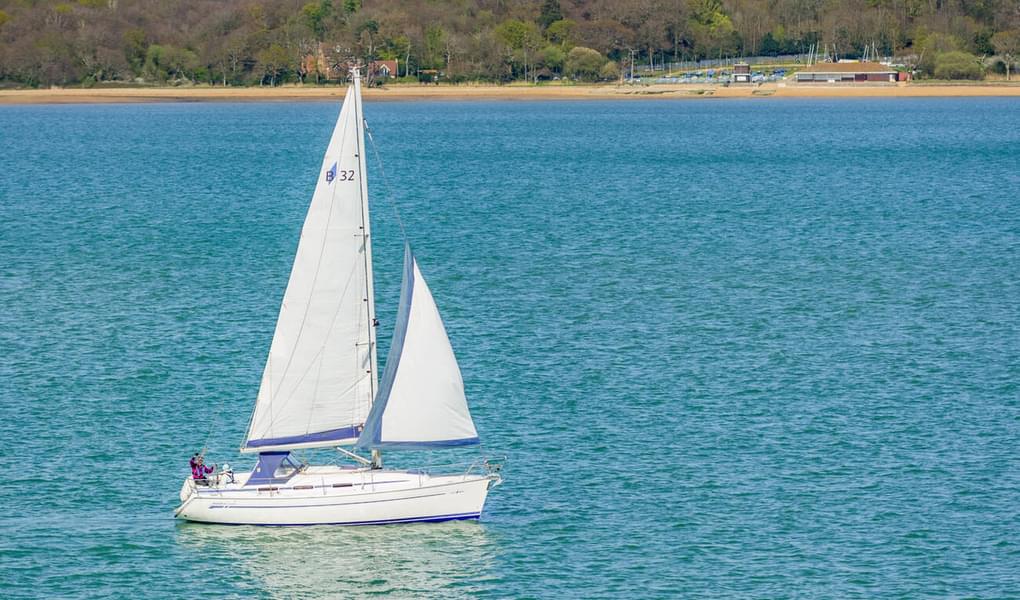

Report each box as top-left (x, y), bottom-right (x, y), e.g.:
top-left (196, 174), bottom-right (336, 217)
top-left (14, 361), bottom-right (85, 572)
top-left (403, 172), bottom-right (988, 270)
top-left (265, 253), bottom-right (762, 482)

top-left (175, 67), bottom-right (501, 526)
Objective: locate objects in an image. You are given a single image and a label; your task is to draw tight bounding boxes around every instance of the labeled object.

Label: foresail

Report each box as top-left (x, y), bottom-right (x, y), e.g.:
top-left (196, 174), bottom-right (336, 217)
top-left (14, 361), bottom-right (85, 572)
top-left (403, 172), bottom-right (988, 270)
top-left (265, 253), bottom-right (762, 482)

top-left (244, 75), bottom-right (377, 453)
top-left (357, 245), bottom-right (479, 450)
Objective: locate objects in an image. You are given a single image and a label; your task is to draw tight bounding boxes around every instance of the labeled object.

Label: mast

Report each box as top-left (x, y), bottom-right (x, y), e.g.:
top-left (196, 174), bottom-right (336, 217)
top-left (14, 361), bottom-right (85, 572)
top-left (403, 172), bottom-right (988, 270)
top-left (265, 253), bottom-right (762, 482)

top-left (351, 67), bottom-right (383, 469)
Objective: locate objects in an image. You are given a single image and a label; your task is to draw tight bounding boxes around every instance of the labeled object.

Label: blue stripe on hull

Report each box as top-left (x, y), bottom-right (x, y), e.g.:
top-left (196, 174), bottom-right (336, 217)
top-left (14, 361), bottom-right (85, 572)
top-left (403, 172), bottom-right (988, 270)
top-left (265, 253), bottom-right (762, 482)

top-left (183, 511), bottom-right (481, 527)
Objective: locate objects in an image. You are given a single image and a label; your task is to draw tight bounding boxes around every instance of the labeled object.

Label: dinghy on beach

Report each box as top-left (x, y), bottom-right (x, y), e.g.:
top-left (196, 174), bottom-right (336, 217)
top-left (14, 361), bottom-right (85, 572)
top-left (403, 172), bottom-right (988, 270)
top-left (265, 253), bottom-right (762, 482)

top-left (175, 67), bottom-right (502, 526)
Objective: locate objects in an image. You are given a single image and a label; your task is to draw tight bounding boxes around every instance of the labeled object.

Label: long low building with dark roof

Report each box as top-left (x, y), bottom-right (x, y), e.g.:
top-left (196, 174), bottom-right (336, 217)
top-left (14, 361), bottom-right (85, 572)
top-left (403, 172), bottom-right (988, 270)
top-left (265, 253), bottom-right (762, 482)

top-left (795, 62), bottom-right (899, 83)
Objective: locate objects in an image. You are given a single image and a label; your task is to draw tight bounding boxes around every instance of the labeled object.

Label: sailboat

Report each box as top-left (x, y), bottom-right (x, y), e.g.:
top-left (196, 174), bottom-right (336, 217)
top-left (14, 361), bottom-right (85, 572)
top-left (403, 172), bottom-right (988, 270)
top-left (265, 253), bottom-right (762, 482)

top-left (175, 68), bottom-right (502, 526)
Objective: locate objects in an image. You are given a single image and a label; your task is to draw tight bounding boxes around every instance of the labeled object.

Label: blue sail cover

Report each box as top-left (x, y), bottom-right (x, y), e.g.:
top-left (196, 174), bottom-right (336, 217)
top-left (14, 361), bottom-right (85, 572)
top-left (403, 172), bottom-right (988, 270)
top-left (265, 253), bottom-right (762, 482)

top-left (357, 245), bottom-right (479, 449)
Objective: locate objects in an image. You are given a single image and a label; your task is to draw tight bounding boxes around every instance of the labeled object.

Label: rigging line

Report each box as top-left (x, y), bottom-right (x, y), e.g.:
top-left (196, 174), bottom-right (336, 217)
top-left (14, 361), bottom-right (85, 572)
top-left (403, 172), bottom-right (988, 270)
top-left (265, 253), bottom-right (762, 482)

top-left (264, 261), bottom-right (359, 431)
top-left (365, 126), bottom-right (409, 244)
top-left (242, 355), bottom-right (271, 450)
top-left (258, 239), bottom-right (366, 434)
top-left (297, 263), bottom-right (365, 438)
top-left (200, 392), bottom-right (224, 457)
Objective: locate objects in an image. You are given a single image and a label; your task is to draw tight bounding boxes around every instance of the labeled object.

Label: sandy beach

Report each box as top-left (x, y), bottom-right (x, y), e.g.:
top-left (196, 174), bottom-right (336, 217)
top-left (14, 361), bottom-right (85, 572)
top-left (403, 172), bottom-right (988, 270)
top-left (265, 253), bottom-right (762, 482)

top-left (2, 82), bottom-right (1020, 104)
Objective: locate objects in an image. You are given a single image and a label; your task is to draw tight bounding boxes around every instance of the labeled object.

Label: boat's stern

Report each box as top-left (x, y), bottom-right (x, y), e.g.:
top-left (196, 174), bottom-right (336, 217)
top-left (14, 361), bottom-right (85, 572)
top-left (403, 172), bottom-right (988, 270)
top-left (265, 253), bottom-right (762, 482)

top-left (174, 477), bottom-right (198, 519)
top-left (179, 478), bottom-right (196, 504)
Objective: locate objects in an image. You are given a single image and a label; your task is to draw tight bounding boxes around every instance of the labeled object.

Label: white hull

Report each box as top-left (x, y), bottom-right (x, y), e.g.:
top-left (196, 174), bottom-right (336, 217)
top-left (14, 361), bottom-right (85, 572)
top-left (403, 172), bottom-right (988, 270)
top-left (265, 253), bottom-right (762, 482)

top-left (175, 466), bottom-right (498, 526)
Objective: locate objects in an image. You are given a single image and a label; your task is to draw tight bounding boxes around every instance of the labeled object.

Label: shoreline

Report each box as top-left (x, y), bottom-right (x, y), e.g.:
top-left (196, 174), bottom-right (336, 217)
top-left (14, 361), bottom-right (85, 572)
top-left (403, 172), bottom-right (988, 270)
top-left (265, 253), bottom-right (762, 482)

top-left (2, 82), bottom-right (1020, 104)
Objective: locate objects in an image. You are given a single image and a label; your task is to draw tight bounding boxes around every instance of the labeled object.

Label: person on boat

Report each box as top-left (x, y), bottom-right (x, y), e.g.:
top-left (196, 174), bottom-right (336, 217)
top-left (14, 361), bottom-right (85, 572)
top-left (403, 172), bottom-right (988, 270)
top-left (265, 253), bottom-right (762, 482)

top-left (191, 455), bottom-right (215, 482)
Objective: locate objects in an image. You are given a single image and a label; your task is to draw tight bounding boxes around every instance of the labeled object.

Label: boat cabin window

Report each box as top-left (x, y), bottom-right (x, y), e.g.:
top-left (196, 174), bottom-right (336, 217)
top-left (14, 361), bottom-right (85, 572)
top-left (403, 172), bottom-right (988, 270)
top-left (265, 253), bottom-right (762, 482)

top-left (274, 456), bottom-right (300, 479)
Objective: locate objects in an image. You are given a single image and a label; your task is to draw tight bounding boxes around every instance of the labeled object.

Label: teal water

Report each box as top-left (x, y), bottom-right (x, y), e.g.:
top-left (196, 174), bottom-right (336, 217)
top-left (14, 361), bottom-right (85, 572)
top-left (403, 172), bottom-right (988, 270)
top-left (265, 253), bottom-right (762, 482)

top-left (1, 98), bottom-right (1019, 598)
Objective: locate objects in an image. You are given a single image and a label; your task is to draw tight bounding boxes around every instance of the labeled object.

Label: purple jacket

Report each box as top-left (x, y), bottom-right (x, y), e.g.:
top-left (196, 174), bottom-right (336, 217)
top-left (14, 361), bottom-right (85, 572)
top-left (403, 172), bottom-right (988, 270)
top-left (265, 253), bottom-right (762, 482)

top-left (192, 464), bottom-right (213, 479)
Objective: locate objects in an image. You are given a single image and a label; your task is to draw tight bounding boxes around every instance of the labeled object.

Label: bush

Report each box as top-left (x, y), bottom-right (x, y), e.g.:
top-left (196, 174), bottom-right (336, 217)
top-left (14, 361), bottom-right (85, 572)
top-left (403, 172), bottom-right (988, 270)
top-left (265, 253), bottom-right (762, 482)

top-left (599, 60), bottom-right (620, 81)
top-left (565, 46), bottom-right (604, 81)
top-left (933, 51), bottom-right (983, 80)
top-left (541, 45), bottom-right (565, 72)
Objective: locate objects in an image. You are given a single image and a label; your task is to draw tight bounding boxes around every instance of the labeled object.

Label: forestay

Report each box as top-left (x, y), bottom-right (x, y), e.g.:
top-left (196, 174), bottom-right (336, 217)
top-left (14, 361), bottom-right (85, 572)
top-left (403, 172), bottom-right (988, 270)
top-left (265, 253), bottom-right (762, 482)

top-left (357, 245), bottom-right (479, 449)
top-left (243, 75), bottom-right (377, 453)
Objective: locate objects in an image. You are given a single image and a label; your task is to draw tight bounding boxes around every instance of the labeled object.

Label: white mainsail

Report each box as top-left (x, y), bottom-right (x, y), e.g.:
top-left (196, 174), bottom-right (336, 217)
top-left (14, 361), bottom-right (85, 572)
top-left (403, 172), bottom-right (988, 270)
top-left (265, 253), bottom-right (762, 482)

top-left (243, 74), bottom-right (377, 453)
top-left (357, 245), bottom-right (479, 449)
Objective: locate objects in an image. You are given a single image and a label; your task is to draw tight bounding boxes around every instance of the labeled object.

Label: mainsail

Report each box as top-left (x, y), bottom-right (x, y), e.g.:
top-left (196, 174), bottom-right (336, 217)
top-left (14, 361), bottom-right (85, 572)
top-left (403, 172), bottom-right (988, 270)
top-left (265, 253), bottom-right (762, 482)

top-left (243, 74), bottom-right (377, 453)
top-left (357, 245), bottom-right (479, 449)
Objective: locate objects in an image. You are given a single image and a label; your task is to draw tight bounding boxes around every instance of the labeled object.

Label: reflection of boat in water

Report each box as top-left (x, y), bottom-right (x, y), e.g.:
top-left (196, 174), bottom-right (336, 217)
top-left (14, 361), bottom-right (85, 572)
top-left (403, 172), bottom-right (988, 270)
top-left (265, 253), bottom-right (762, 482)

top-left (177, 519), bottom-right (498, 597)
top-left (175, 67), bottom-right (501, 526)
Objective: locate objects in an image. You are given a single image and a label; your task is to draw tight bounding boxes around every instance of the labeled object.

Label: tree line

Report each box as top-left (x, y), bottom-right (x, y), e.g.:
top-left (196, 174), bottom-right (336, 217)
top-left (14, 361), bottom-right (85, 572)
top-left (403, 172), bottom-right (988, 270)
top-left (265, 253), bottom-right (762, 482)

top-left (1, 0), bottom-right (1018, 87)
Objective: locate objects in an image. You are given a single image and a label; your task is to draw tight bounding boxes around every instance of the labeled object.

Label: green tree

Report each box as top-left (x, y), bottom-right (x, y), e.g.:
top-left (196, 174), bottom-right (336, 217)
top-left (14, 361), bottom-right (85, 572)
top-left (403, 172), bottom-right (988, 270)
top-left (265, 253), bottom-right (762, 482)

top-left (496, 20), bottom-right (538, 51)
top-left (391, 34), bottom-right (413, 76)
top-left (538, 0), bottom-right (563, 31)
top-left (688, 0), bottom-right (737, 58)
top-left (496, 19), bottom-right (543, 80)
top-left (992, 30), bottom-right (1020, 81)
top-left (425, 25), bottom-right (446, 69)
top-left (164, 47), bottom-right (200, 82)
top-left (257, 43), bottom-right (294, 86)
top-left (123, 28), bottom-right (147, 72)
top-left (546, 19), bottom-right (576, 47)
top-left (600, 60), bottom-right (620, 81)
top-left (933, 51), bottom-right (983, 80)
top-left (565, 46), bottom-right (604, 81)
top-left (915, 32), bottom-right (961, 76)
top-left (760, 32), bottom-right (780, 56)
top-left (144, 45), bottom-right (199, 83)
top-left (973, 30), bottom-right (995, 56)
top-left (143, 45), bottom-right (168, 81)
top-left (302, 1), bottom-right (333, 40)
top-left (541, 45), bottom-right (566, 73)
top-left (4, 0), bottom-right (1020, 87)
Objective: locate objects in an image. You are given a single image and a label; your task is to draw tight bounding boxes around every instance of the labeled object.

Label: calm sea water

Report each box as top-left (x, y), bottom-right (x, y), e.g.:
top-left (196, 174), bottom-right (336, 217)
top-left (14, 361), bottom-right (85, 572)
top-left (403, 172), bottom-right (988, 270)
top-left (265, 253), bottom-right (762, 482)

top-left (1, 97), bottom-right (1019, 598)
